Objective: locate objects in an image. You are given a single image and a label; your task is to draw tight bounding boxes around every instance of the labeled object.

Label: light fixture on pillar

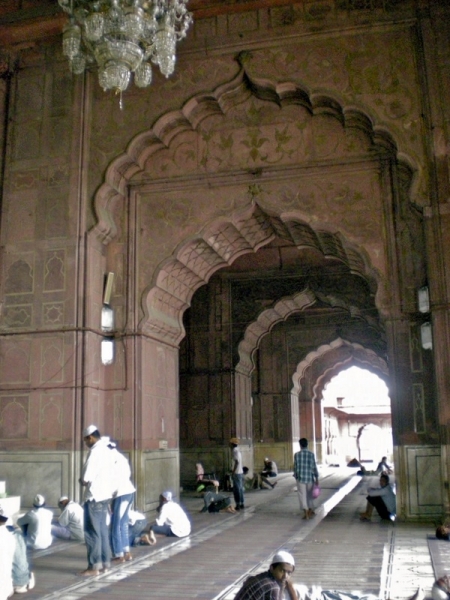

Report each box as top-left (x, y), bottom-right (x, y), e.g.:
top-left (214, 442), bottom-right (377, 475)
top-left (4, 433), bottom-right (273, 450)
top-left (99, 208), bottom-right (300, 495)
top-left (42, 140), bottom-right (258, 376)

top-left (57, 0), bottom-right (192, 104)
top-left (417, 285), bottom-right (432, 350)
top-left (417, 286), bottom-right (430, 314)
top-left (101, 272), bottom-right (115, 365)
top-left (420, 322), bottom-right (433, 350)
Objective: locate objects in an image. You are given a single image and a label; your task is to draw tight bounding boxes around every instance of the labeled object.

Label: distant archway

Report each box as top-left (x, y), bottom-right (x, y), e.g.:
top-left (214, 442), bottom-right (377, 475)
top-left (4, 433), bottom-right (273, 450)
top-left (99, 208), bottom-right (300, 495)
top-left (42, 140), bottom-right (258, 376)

top-left (292, 338), bottom-right (389, 401)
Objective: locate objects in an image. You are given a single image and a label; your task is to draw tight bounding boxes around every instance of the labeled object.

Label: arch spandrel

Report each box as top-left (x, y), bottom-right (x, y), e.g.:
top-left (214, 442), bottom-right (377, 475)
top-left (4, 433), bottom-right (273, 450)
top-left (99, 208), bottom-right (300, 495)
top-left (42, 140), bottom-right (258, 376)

top-left (92, 67), bottom-right (415, 247)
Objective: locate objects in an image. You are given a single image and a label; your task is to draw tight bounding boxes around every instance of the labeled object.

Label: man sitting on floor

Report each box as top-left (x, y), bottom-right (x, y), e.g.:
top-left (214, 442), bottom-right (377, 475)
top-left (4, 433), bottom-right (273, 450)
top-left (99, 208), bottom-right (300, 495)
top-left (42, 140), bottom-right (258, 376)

top-left (17, 494), bottom-right (53, 550)
top-left (260, 458), bottom-right (278, 490)
top-left (234, 549), bottom-right (389, 600)
top-left (235, 550), bottom-right (297, 600)
top-left (128, 509), bottom-right (148, 547)
top-left (51, 496), bottom-right (85, 541)
top-left (199, 489), bottom-right (237, 513)
top-left (141, 491), bottom-right (191, 545)
top-left (360, 473), bottom-right (396, 522)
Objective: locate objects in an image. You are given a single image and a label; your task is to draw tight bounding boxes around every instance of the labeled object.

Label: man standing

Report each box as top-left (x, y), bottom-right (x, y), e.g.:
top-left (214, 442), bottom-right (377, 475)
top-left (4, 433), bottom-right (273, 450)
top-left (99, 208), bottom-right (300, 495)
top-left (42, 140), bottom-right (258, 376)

top-left (230, 437), bottom-right (245, 510)
top-left (293, 438), bottom-right (319, 520)
top-left (107, 438), bottom-right (136, 563)
top-left (51, 496), bottom-right (85, 541)
top-left (0, 507), bottom-right (15, 600)
top-left (79, 424), bottom-right (116, 576)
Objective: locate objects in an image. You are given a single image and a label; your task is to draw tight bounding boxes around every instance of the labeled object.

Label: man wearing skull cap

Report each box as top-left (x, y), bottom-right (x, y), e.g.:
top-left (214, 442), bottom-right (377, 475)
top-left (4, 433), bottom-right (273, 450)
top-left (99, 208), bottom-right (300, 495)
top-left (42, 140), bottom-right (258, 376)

top-left (235, 550), bottom-right (296, 600)
top-left (79, 424), bottom-right (117, 576)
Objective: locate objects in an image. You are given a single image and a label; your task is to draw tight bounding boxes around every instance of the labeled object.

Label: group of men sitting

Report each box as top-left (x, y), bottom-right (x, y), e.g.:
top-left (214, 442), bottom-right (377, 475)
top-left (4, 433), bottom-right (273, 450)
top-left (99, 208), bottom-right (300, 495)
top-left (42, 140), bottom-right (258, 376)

top-left (0, 423), bottom-right (194, 596)
top-left (0, 493), bottom-right (88, 597)
top-left (197, 457), bottom-right (278, 514)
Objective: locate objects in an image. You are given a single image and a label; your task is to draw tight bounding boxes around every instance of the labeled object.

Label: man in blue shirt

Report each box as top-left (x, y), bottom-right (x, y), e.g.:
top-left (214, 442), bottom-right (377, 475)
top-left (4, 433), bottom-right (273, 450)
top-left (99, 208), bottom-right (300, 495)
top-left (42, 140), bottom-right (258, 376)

top-left (293, 438), bottom-right (319, 520)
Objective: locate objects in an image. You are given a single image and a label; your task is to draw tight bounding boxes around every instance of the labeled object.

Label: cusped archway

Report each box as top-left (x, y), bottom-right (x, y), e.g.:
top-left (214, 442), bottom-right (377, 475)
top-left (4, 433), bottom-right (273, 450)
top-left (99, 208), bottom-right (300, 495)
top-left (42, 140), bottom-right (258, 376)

top-left (142, 203), bottom-right (379, 346)
top-left (90, 65), bottom-right (417, 348)
top-left (292, 338), bottom-right (389, 401)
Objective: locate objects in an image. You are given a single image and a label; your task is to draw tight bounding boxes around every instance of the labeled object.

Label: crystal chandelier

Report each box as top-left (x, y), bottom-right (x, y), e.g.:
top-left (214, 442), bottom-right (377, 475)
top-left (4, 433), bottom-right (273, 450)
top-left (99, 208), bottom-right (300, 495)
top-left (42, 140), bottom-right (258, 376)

top-left (58, 0), bottom-right (192, 98)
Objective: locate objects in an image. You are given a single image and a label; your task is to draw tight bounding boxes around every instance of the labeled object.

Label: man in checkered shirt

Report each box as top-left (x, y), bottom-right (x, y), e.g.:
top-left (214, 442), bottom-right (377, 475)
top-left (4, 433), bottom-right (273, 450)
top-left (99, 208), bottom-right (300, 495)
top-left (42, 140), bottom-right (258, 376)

top-left (293, 438), bottom-right (319, 520)
top-left (234, 550), bottom-right (296, 600)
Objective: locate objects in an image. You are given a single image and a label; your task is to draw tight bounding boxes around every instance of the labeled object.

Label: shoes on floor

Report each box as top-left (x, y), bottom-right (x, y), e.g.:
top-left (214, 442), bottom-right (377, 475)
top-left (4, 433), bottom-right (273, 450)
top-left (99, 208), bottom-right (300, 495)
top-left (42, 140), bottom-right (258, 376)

top-left (28, 573), bottom-right (35, 590)
top-left (359, 513), bottom-right (371, 521)
top-left (240, 504), bottom-right (245, 510)
top-left (124, 552), bottom-right (133, 561)
top-left (235, 506), bottom-right (240, 511)
top-left (271, 481), bottom-right (278, 489)
top-left (13, 584), bottom-right (28, 594)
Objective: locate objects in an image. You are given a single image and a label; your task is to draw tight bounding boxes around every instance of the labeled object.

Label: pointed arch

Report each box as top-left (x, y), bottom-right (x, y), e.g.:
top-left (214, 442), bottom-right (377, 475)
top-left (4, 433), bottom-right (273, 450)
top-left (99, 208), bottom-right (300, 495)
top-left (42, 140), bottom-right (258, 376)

top-left (235, 288), bottom-right (383, 377)
top-left (141, 204), bottom-right (379, 346)
top-left (291, 338), bottom-right (389, 400)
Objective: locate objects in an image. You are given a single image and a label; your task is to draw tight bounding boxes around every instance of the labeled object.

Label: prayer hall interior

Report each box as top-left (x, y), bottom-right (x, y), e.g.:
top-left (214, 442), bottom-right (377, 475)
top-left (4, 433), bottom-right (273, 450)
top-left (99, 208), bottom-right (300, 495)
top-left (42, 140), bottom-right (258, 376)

top-left (0, 0), bottom-right (449, 521)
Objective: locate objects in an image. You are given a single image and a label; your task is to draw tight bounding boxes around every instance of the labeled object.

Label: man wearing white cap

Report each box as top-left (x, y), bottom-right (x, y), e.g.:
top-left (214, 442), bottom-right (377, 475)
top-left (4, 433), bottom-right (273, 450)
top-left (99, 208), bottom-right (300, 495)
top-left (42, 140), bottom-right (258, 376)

top-left (142, 491), bottom-right (191, 546)
top-left (17, 494), bottom-right (53, 550)
top-left (79, 424), bottom-right (117, 576)
top-left (51, 496), bottom-right (85, 541)
top-left (234, 550), bottom-right (296, 600)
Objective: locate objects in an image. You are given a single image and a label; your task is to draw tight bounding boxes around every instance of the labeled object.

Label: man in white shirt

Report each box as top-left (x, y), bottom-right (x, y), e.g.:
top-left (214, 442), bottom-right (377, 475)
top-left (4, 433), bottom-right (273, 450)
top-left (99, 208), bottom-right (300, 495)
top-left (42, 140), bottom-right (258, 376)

top-left (51, 496), bottom-right (84, 541)
top-left (127, 509), bottom-right (148, 547)
top-left (143, 491), bottom-right (191, 545)
top-left (79, 424), bottom-right (116, 576)
top-left (17, 494), bottom-right (53, 550)
top-left (230, 437), bottom-right (245, 510)
top-left (0, 507), bottom-right (15, 600)
top-left (105, 438), bottom-right (136, 563)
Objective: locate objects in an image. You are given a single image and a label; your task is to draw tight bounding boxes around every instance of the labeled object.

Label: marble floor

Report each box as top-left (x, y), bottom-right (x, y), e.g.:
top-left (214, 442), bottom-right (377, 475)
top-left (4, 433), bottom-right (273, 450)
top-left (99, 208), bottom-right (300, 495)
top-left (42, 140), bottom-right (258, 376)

top-left (19, 468), bottom-right (438, 600)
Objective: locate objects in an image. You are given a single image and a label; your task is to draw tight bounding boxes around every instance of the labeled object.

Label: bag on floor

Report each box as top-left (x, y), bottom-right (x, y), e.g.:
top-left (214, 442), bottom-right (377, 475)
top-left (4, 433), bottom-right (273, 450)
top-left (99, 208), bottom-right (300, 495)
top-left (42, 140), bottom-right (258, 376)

top-left (208, 497), bottom-right (231, 513)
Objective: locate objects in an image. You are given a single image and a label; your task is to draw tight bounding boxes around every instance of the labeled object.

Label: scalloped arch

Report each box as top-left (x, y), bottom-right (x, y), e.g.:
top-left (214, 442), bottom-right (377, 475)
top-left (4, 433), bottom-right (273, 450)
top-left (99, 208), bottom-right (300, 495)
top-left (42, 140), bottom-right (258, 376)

top-left (141, 203), bottom-right (379, 346)
top-left (91, 66), bottom-right (415, 246)
top-left (235, 289), bottom-right (382, 377)
top-left (291, 338), bottom-right (389, 400)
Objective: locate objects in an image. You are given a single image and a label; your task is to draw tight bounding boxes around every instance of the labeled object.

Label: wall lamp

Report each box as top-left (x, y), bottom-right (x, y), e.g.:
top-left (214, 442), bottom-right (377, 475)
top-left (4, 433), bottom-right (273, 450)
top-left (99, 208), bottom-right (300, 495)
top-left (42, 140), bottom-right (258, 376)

top-left (417, 285), bottom-right (432, 350)
top-left (101, 272), bottom-right (115, 365)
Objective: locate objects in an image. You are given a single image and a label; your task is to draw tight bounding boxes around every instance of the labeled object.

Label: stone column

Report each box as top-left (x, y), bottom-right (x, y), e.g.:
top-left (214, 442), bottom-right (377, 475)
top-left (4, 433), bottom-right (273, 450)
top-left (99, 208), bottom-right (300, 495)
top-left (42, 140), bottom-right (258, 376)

top-left (420, 6), bottom-right (450, 517)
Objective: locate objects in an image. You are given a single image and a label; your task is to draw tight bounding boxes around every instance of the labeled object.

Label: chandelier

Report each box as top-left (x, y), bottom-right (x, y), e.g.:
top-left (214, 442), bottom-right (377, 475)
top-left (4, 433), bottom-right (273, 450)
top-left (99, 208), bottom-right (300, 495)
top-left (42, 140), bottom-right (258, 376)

top-left (58, 0), bottom-right (192, 99)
